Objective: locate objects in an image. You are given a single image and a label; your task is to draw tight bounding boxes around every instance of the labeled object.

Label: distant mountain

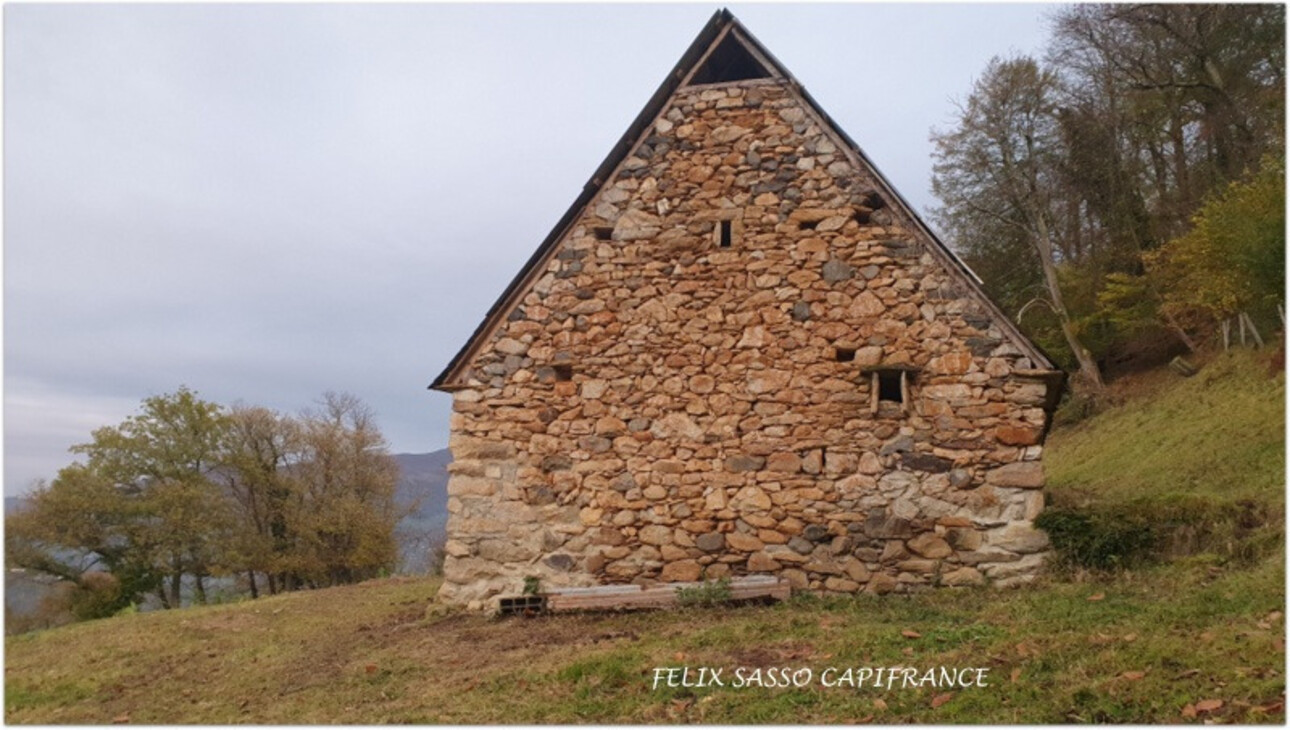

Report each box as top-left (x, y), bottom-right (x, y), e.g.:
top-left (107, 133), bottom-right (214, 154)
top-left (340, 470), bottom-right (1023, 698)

top-left (392, 450), bottom-right (452, 573)
top-left (5, 495), bottom-right (30, 515)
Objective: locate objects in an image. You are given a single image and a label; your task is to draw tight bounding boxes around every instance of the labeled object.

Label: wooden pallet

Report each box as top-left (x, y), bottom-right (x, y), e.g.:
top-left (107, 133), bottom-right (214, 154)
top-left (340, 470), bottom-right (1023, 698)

top-left (543, 575), bottom-right (792, 612)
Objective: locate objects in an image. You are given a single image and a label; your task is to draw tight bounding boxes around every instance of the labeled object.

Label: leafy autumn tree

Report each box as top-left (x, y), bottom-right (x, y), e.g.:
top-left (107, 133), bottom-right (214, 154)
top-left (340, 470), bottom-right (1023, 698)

top-left (6, 388), bottom-right (232, 612)
top-left (220, 405), bottom-right (300, 597)
top-left (284, 393), bottom-right (401, 588)
top-left (8, 389), bottom-right (403, 617)
top-left (934, 5), bottom-right (1284, 379)
top-left (1146, 155), bottom-right (1285, 334)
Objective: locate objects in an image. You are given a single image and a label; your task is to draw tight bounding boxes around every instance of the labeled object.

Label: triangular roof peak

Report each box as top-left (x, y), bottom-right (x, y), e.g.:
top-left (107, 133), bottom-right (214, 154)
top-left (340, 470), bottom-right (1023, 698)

top-left (431, 9), bottom-right (1059, 390)
top-left (684, 17), bottom-right (780, 86)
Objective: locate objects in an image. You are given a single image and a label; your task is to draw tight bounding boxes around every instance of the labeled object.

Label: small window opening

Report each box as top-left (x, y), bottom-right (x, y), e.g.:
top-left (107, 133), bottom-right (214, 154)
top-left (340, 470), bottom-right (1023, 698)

top-left (593, 226), bottom-right (614, 241)
top-left (835, 347), bottom-right (856, 363)
top-left (719, 220), bottom-right (733, 248)
top-left (688, 33), bottom-right (774, 86)
top-left (863, 192), bottom-right (887, 210)
top-left (799, 220), bottom-right (819, 231)
top-left (553, 364), bottom-right (574, 382)
top-left (877, 371), bottom-right (902, 401)
top-left (853, 209), bottom-right (871, 225)
top-left (869, 369), bottom-right (913, 415)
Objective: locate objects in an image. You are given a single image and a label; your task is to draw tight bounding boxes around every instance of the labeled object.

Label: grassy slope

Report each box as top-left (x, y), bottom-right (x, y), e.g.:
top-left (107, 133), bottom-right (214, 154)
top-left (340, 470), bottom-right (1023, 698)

top-left (1047, 351), bottom-right (1284, 508)
top-left (6, 353), bottom-right (1285, 724)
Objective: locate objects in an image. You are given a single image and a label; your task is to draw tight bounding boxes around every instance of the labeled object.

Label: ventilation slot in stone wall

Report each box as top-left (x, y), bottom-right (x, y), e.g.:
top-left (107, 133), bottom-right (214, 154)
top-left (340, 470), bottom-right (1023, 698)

top-left (835, 347), bottom-right (856, 363)
top-left (719, 220), bottom-right (733, 248)
top-left (553, 364), bottom-right (574, 382)
top-left (868, 368), bottom-right (914, 415)
top-left (593, 226), bottom-right (614, 241)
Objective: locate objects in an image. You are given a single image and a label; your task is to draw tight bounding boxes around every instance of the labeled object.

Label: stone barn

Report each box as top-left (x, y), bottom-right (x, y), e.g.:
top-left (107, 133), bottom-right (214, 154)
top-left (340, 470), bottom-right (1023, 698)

top-left (430, 10), bottom-right (1066, 609)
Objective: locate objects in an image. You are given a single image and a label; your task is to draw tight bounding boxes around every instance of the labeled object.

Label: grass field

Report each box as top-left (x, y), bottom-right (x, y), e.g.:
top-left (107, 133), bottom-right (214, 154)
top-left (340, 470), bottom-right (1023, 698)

top-left (6, 351), bottom-right (1284, 724)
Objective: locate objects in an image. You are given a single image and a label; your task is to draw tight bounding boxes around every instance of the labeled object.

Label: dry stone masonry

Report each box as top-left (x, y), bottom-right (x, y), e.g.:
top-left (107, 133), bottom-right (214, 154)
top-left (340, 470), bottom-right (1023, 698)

top-left (431, 13), bottom-right (1063, 610)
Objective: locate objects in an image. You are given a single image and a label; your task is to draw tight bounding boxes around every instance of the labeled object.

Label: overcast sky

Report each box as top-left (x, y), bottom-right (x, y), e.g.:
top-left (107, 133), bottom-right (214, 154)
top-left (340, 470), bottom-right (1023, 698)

top-left (4, 3), bottom-right (1053, 495)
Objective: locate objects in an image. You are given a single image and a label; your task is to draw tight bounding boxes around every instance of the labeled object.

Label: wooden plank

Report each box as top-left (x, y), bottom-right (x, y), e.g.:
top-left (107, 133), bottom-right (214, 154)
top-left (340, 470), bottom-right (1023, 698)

top-left (543, 577), bottom-right (793, 612)
top-left (900, 370), bottom-right (910, 415)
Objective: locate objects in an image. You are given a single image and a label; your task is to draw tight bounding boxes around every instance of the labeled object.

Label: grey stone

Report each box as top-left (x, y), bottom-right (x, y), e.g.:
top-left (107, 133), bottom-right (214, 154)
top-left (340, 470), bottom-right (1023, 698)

top-left (902, 453), bottom-right (954, 474)
top-left (724, 455), bottom-right (766, 472)
top-left (864, 512), bottom-right (913, 539)
top-left (791, 301), bottom-right (811, 322)
top-left (788, 536), bottom-right (814, 555)
top-left (696, 532), bottom-right (725, 552)
top-left (822, 259), bottom-right (855, 284)
top-left (803, 524), bottom-right (831, 542)
top-left (544, 554), bottom-right (575, 571)
top-left (541, 455), bottom-right (572, 472)
top-left (880, 434), bottom-right (914, 456)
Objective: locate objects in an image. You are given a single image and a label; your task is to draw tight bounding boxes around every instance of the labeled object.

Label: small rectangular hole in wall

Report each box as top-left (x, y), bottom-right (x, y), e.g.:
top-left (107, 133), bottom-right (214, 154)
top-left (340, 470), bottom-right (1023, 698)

top-left (835, 347), bottom-right (856, 362)
top-left (853, 209), bottom-right (871, 225)
top-left (719, 220), bottom-right (733, 248)
top-left (799, 220), bottom-right (819, 231)
top-left (593, 226), bottom-right (614, 241)
top-left (869, 368), bottom-right (915, 416)
top-left (877, 371), bottom-right (903, 402)
top-left (553, 364), bottom-right (574, 382)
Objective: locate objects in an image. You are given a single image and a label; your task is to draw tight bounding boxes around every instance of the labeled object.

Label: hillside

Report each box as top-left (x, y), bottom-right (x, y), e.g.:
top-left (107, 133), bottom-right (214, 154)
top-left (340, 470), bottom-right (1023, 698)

top-left (6, 354), bottom-right (1284, 724)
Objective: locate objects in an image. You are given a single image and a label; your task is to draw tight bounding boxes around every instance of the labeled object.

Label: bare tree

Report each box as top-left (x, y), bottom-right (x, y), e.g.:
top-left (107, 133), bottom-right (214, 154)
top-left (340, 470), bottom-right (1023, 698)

top-left (932, 56), bottom-right (1106, 392)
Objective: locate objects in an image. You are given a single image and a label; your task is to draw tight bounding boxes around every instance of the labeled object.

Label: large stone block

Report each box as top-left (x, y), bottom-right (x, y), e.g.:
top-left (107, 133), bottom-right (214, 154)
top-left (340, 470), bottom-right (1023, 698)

top-left (986, 462), bottom-right (1045, 488)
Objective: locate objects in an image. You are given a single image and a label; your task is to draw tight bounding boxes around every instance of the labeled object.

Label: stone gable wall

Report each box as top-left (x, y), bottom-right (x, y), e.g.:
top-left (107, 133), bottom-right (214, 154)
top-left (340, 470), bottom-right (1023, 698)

top-left (439, 80), bottom-right (1053, 609)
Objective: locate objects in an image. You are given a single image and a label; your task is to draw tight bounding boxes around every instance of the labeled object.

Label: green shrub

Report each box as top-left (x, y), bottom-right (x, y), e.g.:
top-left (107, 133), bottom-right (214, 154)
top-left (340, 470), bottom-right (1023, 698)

top-left (1037, 493), bottom-right (1282, 570)
top-left (675, 577), bottom-right (732, 607)
top-left (1035, 507), bottom-right (1156, 570)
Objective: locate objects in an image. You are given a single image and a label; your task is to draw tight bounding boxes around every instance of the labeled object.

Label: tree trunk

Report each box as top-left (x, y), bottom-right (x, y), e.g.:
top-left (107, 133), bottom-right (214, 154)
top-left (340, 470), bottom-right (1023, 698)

top-left (195, 574), bottom-right (207, 605)
top-left (248, 571), bottom-right (259, 599)
top-left (1033, 212), bottom-right (1105, 393)
top-left (156, 581), bottom-right (172, 610)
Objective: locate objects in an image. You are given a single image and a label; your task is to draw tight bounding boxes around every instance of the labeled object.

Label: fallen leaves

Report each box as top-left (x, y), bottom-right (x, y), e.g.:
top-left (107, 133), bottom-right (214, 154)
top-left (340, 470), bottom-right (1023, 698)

top-left (1010, 668), bottom-right (1022, 684)
top-left (1121, 671), bottom-right (1145, 681)
top-left (1183, 698), bottom-right (1226, 718)
top-left (1087, 592), bottom-right (1106, 602)
top-left (1195, 699), bottom-right (1225, 713)
top-left (901, 629), bottom-right (922, 639)
top-left (873, 698), bottom-right (888, 711)
top-left (931, 692), bottom-right (955, 708)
